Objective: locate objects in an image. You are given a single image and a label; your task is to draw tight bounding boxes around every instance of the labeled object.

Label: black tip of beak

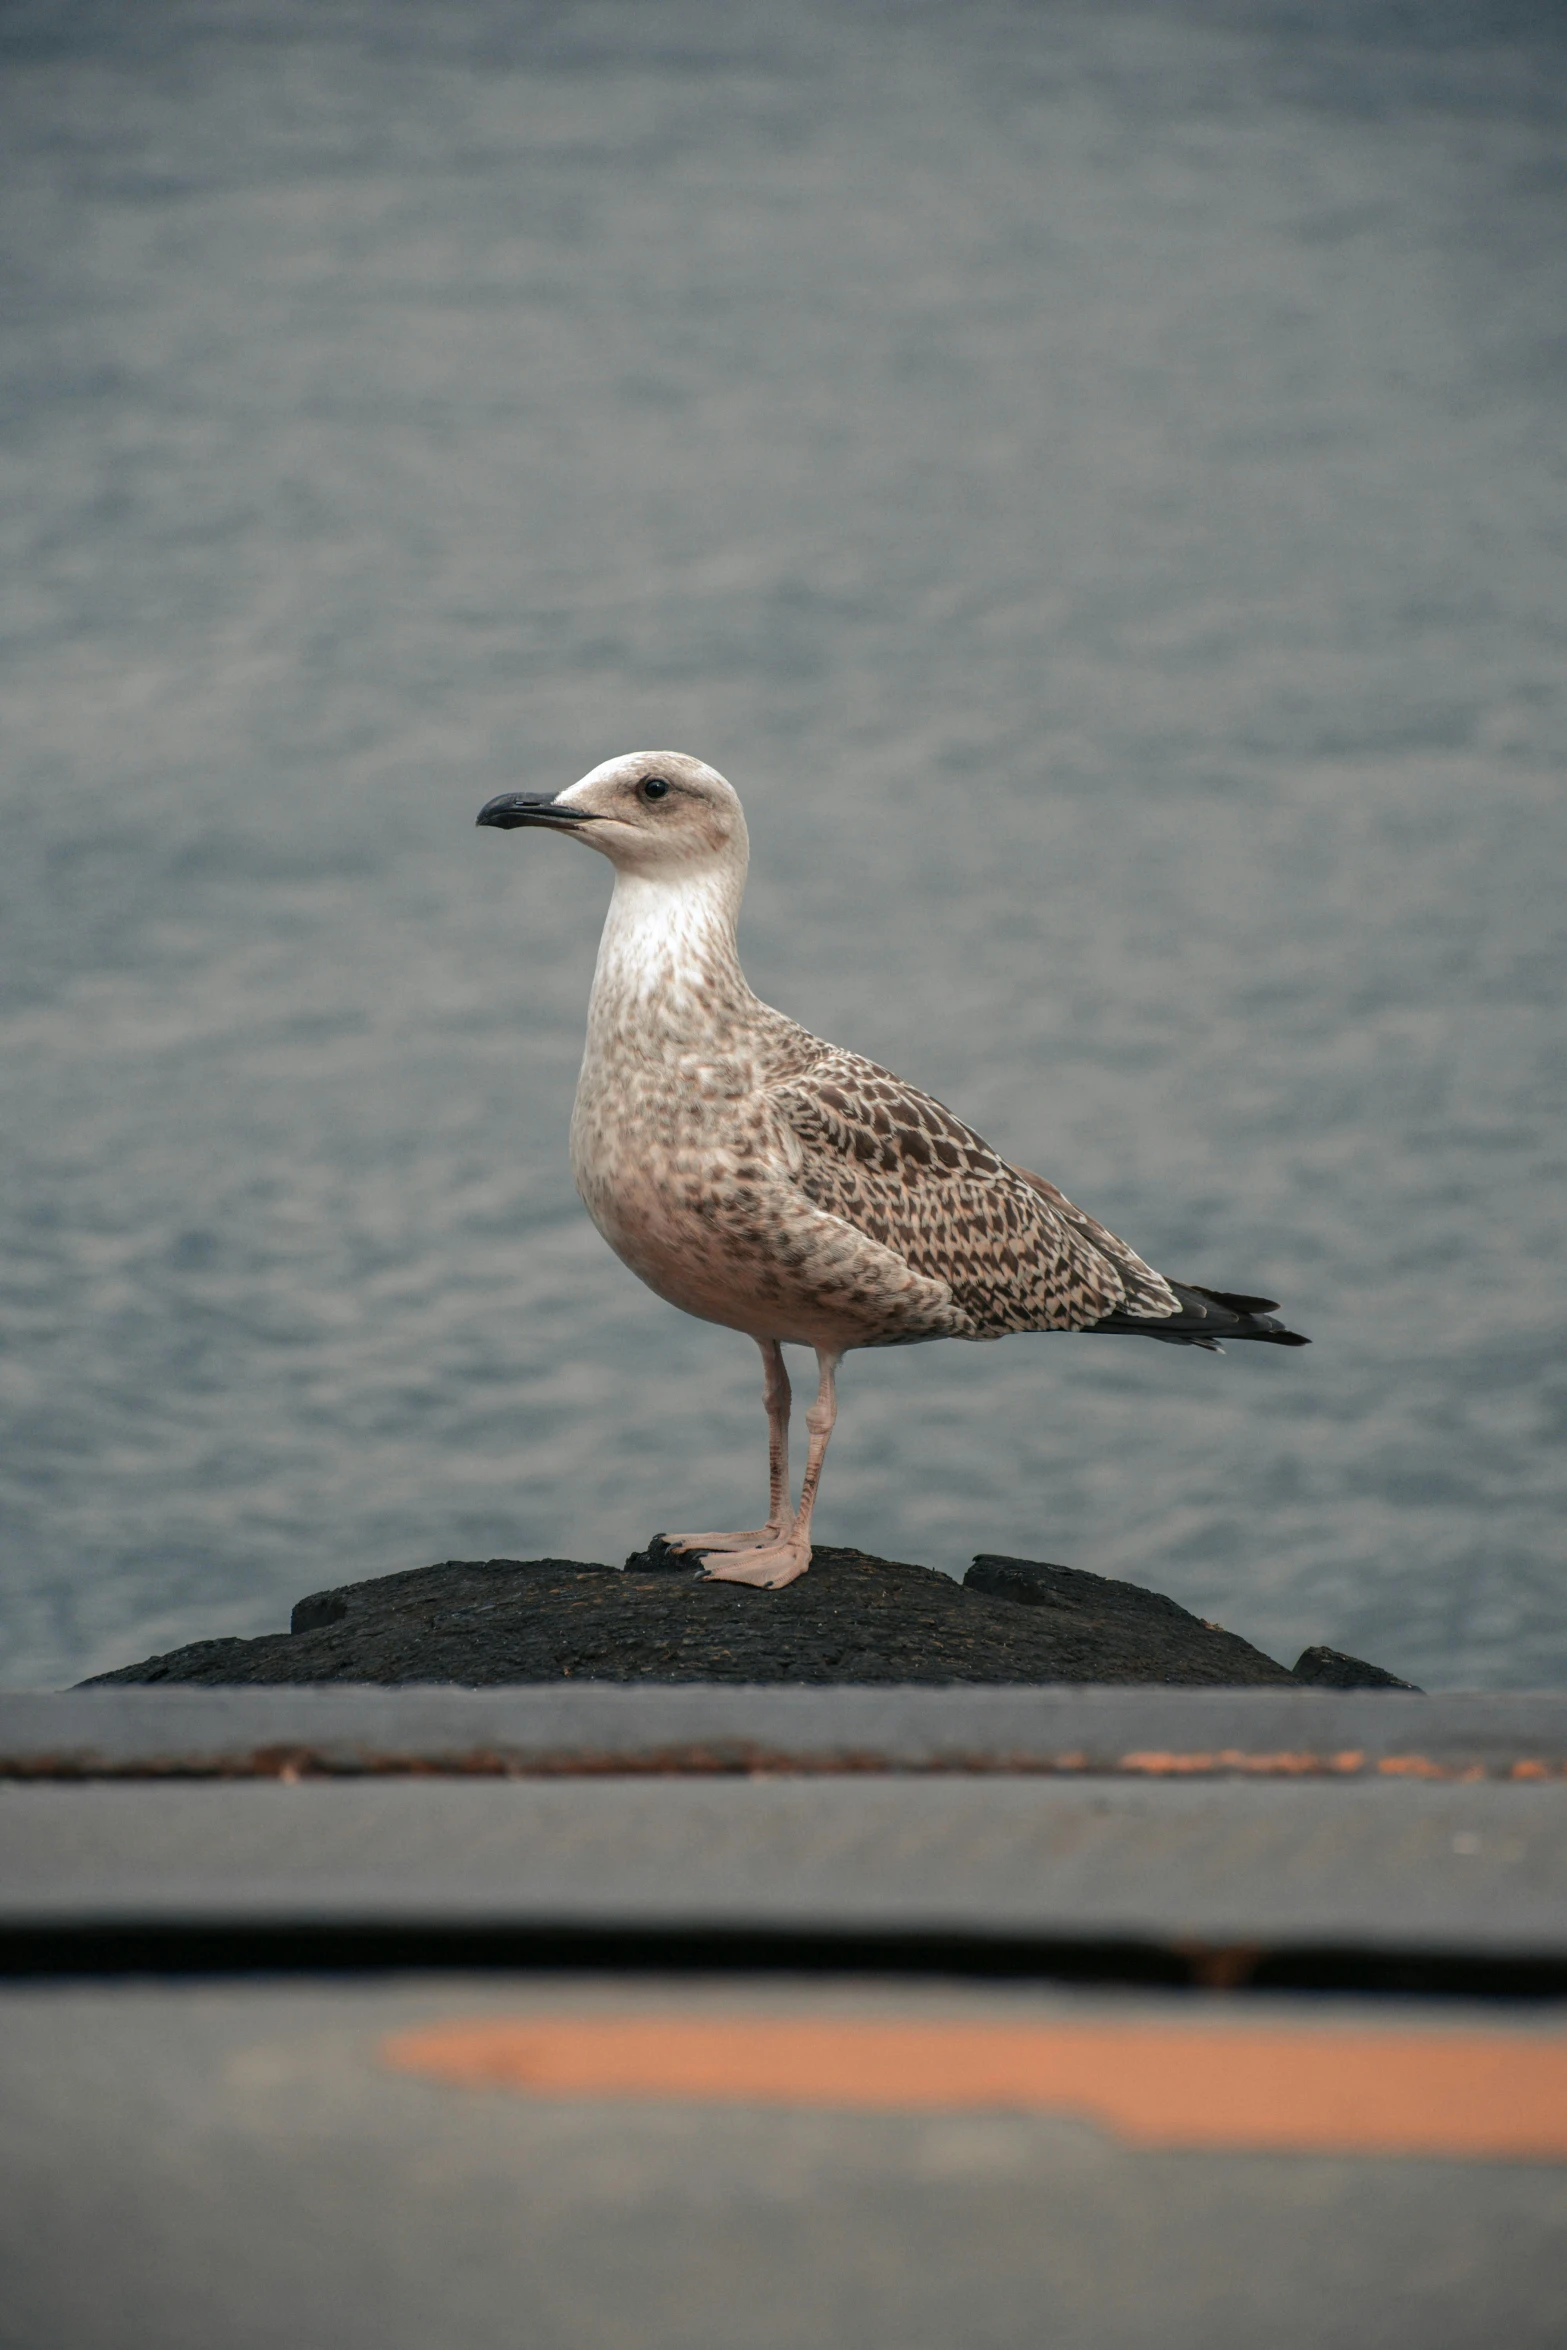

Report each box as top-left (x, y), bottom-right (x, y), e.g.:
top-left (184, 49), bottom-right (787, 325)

top-left (476, 792), bottom-right (599, 832)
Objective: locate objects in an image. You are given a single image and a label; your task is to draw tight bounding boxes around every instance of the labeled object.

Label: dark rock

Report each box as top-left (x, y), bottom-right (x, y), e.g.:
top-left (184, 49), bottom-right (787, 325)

top-left (1292, 1644), bottom-right (1422, 1692)
top-left (81, 1545), bottom-right (1306, 1689)
top-left (93, 1635), bottom-right (277, 1687)
top-left (963, 1555), bottom-right (1080, 1607)
top-left (625, 1534), bottom-right (706, 1575)
top-left (290, 1590), bottom-right (349, 1633)
top-left (964, 1554), bottom-right (1297, 1687)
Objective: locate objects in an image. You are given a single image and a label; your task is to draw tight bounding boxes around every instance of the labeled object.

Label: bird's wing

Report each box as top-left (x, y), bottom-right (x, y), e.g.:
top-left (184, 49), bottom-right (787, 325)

top-left (763, 1044), bottom-right (1181, 1336)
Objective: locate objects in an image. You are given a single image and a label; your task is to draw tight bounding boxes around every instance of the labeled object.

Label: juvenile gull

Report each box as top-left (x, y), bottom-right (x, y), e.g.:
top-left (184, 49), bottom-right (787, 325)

top-left (478, 752), bottom-right (1308, 1589)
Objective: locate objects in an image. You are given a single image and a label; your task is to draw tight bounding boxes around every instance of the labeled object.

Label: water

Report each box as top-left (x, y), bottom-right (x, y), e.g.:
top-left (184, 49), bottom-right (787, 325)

top-left (2, 0), bottom-right (1564, 1689)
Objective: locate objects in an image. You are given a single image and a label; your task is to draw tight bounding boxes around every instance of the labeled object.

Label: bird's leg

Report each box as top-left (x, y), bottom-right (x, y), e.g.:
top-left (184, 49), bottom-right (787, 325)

top-left (699, 1347), bottom-right (839, 1590)
top-left (663, 1338), bottom-right (793, 1556)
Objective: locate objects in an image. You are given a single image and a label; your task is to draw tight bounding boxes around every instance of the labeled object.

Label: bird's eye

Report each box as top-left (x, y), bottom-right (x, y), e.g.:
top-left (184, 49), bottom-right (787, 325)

top-left (641, 777), bottom-right (670, 801)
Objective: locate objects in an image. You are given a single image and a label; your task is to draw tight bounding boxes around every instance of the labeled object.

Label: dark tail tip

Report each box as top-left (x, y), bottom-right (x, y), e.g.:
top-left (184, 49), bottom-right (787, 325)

top-left (1187, 1285), bottom-right (1279, 1315)
top-left (1186, 1284), bottom-right (1308, 1344)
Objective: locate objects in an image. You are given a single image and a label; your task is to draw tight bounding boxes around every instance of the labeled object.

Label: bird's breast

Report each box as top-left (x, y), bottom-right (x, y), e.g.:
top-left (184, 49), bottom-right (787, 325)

top-left (568, 1042), bottom-right (781, 1314)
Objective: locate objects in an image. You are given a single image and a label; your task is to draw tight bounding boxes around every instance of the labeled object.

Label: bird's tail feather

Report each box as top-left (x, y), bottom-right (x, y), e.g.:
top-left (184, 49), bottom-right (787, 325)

top-left (1089, 1281), bottom-right (1309, 1350)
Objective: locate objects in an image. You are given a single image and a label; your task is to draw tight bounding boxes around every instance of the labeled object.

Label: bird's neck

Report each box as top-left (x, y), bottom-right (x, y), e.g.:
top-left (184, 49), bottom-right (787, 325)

top-left (587, 864), bottom-right (758, 1053)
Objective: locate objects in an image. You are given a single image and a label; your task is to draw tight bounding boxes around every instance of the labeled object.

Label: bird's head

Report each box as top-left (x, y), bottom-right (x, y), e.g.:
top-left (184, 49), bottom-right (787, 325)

top-left (477, 751), bottom-right (747, 881)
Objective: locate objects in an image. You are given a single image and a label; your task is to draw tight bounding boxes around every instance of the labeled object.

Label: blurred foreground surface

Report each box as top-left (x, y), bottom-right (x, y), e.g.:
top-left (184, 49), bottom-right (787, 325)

top-left (4, 1974), bottom-right (1565, 2350)
top-left (4, 1681), bottom-right (1565, 2346)
top-left (2, 0), bottom-right (1565, 1687)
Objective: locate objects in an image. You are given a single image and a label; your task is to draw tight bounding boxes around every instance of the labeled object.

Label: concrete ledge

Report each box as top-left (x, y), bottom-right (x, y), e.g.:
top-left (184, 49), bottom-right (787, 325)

top-left (3, 1774), bottom-right (1566, 1959)
top-left (1, 1683), bottom-right (1563, 1780)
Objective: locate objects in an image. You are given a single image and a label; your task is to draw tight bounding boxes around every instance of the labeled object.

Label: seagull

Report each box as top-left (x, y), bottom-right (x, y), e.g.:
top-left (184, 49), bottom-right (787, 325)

top-left (478, 752), bottom-right (1308, 1589)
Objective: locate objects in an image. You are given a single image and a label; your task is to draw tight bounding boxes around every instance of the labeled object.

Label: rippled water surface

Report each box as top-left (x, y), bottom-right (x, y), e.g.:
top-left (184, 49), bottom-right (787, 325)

top-left (2, 0), bottom-right (1564, 1687)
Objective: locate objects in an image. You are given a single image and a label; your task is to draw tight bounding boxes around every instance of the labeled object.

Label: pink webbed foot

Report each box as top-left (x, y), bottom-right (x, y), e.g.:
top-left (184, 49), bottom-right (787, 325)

top-left (664, 1528), bottom-right (785, 1557)
top-left (697, 1536), bottom-right (813, 1590)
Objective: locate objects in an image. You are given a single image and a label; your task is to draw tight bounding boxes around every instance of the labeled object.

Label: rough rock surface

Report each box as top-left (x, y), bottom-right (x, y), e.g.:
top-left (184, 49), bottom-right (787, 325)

top-left (1291, 1643), bottom-right (1422, 1692)
top-left (78, 1543), bottom-right (1409, 1690)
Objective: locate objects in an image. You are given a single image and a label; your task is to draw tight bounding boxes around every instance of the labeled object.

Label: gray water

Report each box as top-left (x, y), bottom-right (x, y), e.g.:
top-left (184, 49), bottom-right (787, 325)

top-left (2, 0), bottom-right (1564, 1690)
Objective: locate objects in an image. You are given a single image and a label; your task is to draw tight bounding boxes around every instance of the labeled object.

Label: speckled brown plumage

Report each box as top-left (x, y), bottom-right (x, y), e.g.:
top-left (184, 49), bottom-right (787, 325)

top-left (768, 1042), bottom-right (1183, 1340)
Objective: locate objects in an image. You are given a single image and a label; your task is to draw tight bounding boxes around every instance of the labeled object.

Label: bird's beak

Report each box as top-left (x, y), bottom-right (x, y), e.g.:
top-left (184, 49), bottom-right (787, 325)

top-left (475, 791), bottom-right (602, 832)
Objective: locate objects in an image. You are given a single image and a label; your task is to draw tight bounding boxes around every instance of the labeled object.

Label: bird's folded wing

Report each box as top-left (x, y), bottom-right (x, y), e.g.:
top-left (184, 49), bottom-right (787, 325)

top-left (764, 1048), bottom-right (1180, 1337)
top-left (1005, 1163), bottom-right (1183, 1324)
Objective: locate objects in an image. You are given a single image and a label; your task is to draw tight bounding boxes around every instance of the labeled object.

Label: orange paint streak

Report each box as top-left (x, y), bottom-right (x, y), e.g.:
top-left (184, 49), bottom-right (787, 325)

top-left (1118, 1750), bottom-right (1363, 1776)
top-left (1115, 1749), bottom-right (1564, 1781)
top-left (382, 2015), bottom-right (1567, 2163)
